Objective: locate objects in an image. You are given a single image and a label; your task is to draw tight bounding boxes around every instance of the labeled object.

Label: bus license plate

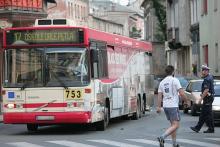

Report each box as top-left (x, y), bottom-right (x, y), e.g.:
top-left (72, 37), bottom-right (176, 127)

top-left (36, 116), bottom-right (54, 121)
top-left (65, 89), bottom-right (83, 100)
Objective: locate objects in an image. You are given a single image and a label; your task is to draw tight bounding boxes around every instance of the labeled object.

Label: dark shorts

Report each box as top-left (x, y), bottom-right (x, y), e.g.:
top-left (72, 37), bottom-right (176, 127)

top-left (164, 107), bottom-right (180, 122)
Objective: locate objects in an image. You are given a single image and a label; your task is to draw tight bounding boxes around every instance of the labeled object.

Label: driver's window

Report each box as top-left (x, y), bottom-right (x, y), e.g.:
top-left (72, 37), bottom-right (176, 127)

top-left (186, 83), bottom-right (192, 92)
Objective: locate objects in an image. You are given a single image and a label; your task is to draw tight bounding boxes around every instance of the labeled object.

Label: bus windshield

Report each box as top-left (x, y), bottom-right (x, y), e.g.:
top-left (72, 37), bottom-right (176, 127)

top-left (4, 47), bottom-right (89, 88)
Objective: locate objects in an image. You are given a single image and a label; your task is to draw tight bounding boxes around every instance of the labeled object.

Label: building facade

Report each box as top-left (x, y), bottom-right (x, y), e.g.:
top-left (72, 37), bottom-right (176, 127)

top-left (127, 0), bottom-right (145, 39)
top-left (88, 15), bottom-right (124, 35)
top-left (47, 0), bottom-right (89, 27)
top-left (190, 0), bottom-right (201, 76)
top-left (166, 0), bottom-right (191, 76)
top-left (141, 0), bottom-right (167, 76)
top-left (200, 0), bottom-right (220, 77)
top-left (90, 0), bottom-right (143, 38)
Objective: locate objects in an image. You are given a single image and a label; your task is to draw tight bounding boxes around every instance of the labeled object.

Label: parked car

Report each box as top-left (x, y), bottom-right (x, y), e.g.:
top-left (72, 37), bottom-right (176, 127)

top-left (184, 79), bottom-right (220, 116)
top-left (213, 81), bottom-right (220, 123)
top-left (176, 76), bottom-right (189, 109)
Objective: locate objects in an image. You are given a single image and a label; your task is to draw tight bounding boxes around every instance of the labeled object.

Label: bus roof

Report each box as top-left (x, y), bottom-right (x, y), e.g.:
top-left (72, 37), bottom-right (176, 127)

top-left (3, 26), bottom-right (152, 51)
top-left (88, 28), bottom-right (152, 52)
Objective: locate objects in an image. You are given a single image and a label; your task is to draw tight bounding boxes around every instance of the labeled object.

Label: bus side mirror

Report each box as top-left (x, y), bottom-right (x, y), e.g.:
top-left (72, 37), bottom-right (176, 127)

top-left (91, 49), bottom-right (98, 63)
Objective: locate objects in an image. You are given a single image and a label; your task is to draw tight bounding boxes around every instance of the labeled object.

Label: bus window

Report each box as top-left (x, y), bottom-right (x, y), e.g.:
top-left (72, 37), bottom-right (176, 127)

top-left (4, 48), bottom-right (44, 88)
top-left (90, 41), bottom-right (108, 78)
top-left (45, 47), bottom-right (89, 87)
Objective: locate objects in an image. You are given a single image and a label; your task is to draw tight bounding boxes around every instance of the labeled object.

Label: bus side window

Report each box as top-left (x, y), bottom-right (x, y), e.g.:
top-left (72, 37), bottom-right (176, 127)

top-left (90, 41), bottom-right (108, 79)
top-left (97, 42), bottom-right (108, 78)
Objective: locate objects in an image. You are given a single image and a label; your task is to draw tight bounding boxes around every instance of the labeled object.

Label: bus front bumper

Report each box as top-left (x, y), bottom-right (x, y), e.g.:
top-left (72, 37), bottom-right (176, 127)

top-left (3, 112), bottom-right (91, 124)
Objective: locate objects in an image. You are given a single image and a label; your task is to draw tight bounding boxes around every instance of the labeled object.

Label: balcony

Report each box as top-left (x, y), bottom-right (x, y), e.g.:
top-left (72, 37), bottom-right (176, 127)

top-left (167, 27), bottom-right (179, 42)
top-left (167, 27), bottom-right (182, 49)
top-left (0, 0), bottom-right (53, 23)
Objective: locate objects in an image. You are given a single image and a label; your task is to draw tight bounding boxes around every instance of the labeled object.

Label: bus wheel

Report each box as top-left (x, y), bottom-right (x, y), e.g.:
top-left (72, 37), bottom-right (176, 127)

top-left (96, 107), bottom-right (109, 131)
top-left (27, 124), bottom-right (38, 132)
top-left (132, 100), bottom-right (140, 120)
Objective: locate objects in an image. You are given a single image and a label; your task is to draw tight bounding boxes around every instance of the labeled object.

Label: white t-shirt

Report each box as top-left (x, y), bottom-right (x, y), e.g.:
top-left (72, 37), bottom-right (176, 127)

top-left (158, 76), bottom-right (182, 108)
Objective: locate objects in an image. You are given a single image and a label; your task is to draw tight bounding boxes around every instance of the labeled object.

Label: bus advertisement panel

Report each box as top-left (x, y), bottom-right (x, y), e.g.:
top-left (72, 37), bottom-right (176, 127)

top-left (2, 22), bottom-right (152, 132)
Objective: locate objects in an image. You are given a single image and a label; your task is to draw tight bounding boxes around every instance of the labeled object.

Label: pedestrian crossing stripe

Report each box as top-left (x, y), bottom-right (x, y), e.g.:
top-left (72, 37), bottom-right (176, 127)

top-left (6, 142), bottom-right (44, 147)
top-left (205, 138), bottom-right (220, 141)
top-left (126, 139), bottom-right (174, 147)
top-left (177, 139), bottom-right (220, 147)
top-left (4, 138), bottom-right (220, 147)
top-left (47, 140), bottom-right (96, 147)
top-left (88, 139), bottom-right (141, 147)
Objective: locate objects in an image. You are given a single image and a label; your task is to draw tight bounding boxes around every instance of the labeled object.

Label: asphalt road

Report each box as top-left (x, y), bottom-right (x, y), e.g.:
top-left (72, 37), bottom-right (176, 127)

top-left (0, 109), bottom-right (219, 147)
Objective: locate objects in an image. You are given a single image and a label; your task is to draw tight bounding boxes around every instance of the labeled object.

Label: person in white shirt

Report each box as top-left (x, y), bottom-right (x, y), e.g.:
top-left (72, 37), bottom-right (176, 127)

top-left (157, 65), bottom-right (187, 147)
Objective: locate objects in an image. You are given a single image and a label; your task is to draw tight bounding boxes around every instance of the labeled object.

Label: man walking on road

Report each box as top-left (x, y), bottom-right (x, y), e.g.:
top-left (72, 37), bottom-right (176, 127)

top-left (157, 65), bottom-right (187, 147)
top-left (190, 65), bottom-right (215, 133)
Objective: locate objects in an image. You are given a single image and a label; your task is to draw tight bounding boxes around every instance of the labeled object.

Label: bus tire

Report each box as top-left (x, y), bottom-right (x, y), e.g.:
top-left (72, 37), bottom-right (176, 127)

top-left (27, 124), bottom-right (38, 132)
top-left (143, 93), bottom-right (147, 114)
top-left (96, 107), bottom-right (109, 131)
top-left (132, 99), bottom-right (140, 120)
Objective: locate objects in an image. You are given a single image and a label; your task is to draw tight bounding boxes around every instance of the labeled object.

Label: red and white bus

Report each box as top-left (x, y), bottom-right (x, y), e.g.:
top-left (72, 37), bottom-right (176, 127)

top-left (1, 19), bottom-right (152, 131)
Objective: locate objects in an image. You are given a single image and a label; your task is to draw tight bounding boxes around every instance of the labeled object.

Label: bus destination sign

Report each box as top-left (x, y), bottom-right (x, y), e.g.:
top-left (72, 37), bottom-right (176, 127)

top-left (6, 28), bottom-right (84, 46)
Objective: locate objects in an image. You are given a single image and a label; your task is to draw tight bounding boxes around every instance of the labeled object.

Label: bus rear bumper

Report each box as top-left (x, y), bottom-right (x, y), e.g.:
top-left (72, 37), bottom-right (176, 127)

top-left (3, 112), bottom-right (91, 124)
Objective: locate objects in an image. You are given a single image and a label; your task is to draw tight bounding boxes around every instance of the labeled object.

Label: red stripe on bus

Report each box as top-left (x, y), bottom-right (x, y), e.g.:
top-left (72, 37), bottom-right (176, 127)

top-left (3, 112), bottom-right (91, 124)
top-left (23, 103), bottom-right (67, 108)
top-left (100, 78), bottom-right (117, 83)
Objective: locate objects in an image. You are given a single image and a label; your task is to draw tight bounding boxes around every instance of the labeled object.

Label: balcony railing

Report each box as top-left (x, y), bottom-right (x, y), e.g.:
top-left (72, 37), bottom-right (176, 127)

top-left (0, 0), bottom-right (44, 12)
top-left (0, 0), bottom-right (48, 22)
top-left (167, 27), bottom-right (179, 42)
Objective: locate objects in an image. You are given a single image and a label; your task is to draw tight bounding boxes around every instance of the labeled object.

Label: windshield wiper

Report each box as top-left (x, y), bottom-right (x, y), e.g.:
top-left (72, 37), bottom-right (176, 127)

top-left (49, 70), bottom-right (69, 89)
top-left (33, 100), bottom-right (57, 112)
top-left (21, 81), bottom-right (30, 90)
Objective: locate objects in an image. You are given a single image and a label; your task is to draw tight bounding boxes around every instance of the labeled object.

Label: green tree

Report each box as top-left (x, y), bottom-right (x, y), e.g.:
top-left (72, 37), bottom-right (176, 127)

top-left (130, 26), bottom-right (141, 38)
top-left (151, 0), bottom-right (167, 41)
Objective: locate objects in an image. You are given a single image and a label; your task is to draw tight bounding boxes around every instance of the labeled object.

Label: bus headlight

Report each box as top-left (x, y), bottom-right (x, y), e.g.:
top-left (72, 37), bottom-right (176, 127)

top-left (7, 103), bottom-right (15, 109)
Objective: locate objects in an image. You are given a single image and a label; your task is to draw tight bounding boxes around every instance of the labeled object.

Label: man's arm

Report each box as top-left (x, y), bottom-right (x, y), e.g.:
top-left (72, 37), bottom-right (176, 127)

top-left (178, 88), bottom-right (188, 104)
top-left (157, 92), bottom-right (163, 113)
top-left (200, 88), bottom-right (209, 99)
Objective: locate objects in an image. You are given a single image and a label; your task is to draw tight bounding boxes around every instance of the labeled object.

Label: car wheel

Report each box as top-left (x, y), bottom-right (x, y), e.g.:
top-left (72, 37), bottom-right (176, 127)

top-left (183, 107), bottom-right (188, 114)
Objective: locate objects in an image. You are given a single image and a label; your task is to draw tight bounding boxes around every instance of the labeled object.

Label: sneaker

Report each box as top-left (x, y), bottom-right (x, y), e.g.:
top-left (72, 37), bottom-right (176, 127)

top-left (190, 126), bottom-right (199, 133)
top-left (203, 129), bottom-right (214, 133)
top-left (173, 144), bottom-right (180, 147)
top-left (157, 137), bottom-right (164, 147)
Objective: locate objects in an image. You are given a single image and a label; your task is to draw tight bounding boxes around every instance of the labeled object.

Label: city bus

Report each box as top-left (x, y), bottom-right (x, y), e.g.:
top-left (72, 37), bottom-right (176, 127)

top-left (1, 19), bottom-right (152, 131)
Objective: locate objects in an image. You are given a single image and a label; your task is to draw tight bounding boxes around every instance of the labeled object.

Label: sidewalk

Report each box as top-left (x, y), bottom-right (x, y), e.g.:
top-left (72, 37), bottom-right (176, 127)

top-left (0, 114), bottom-right (2, 122)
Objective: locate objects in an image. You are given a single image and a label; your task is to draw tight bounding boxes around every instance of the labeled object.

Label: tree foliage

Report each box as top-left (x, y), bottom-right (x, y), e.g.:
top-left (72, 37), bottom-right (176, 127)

top-left (151, 0), bottom-right (167, 41)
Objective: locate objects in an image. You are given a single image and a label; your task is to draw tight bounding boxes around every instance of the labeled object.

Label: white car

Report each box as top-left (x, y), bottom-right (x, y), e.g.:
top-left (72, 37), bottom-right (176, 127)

top-left (184, 79), bottom-right (220, 116)
top-left (213, 82), bottom-right (220, 123)
top-left (183, 79), bottom-right (203, 116)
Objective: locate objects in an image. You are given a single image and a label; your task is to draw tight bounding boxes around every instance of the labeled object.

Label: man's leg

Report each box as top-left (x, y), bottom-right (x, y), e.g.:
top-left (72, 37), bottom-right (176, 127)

top-left (162, 121), bottom-right (179, 138)
top-left (158, 108), bottom-right (180, 147)
top-left (170, 121), bottom-right (179, 146)
top-left (191, 105), bottom-right (207, 131)
top-left (204, 105), bottom-right (215, 132)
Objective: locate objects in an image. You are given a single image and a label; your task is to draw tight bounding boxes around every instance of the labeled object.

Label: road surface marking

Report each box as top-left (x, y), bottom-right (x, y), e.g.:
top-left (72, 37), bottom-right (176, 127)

top-left (205, 138), bottom-right (220, 141)
top-left (126, 139), bottom-right (173, 147)
top-left (47, 140), bottom-right (96, 147)
top-left (7, 142), bottom-right (44, 147)
top-left (88, 139), bottom-right (142, 147)
top-left (177, 139), bottom-right (220, 147)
